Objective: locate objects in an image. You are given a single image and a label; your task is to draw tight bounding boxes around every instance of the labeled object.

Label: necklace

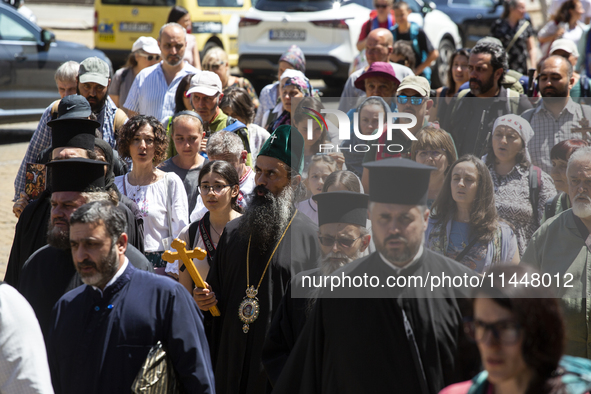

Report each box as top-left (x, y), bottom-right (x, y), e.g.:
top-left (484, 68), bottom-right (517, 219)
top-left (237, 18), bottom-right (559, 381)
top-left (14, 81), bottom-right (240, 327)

top-left (238, 209), bottom-right (298, 333)
top-left (210, 224), bottom-right (222, 237)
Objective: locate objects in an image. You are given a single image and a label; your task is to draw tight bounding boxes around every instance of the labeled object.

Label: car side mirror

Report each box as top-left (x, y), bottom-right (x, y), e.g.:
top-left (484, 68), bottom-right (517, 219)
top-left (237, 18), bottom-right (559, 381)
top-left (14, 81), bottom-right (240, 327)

top-left (40, 29), bottom-right (55, 52)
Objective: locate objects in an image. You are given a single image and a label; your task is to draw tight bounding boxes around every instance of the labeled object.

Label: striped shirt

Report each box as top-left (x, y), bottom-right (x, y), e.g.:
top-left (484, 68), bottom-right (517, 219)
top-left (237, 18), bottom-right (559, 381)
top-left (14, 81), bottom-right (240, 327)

top-left (123, 62), bottom-right (198, 124)
top-left (13, 97), bottom-right (120, 201)
top-left (529, 98), bottom-right (590, 173)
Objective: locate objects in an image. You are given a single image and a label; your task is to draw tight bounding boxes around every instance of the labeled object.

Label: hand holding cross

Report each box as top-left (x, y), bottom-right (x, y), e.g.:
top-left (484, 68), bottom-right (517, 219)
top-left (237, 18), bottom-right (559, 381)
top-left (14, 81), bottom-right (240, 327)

top-left (162, 239), bottom-right (221, 316)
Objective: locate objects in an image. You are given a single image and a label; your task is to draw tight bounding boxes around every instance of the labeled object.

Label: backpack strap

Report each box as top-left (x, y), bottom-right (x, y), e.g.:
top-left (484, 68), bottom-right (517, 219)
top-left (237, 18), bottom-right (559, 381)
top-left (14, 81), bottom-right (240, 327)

top-left (581, 74), bottom-right (590, 98)
top-left (544, 192), bottom-right (560, 221)
top-left (529, 166), bottom-right (542, 224)
top-left (409, 22), bottom-right (424, 63)
top-left (520, 107), bottom-right (535, 124)
top-left (507, 88), bottom-right (521, 114)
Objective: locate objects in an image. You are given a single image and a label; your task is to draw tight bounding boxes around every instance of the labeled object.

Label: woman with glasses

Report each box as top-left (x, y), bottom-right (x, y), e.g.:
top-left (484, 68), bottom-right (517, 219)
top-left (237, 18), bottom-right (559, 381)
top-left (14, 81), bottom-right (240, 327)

top-left (441, 264), bottom-right (591, 394)
top-left (202, 47), bottom-right (259, 108)
top-left (110, 36), bottom-right (162, 110)
top-left (411, 126), bottom-right (457, 209)
top-left (485, 115), bottom-right (556, 257)
top-left (430, 49), bottom-right (470, 129)
top-left (167, 6), bottom-right (201, 69)
top-left (426, 155), bottom-right (519, 273)
top-left (178, 160), bottom-right (241, 294)
top-left (115, 115), bottom-right (189, 272)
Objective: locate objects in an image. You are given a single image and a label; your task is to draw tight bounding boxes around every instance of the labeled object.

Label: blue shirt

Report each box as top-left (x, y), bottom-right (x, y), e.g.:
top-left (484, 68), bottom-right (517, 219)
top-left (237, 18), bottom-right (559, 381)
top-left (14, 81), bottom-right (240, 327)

top-left (124, 62), bottom-right (198, 124)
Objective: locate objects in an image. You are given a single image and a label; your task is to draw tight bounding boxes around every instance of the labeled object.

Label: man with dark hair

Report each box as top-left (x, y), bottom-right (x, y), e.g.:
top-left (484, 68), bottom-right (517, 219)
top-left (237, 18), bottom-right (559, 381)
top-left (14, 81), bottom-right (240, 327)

top-left (273, 159), bottom-right (477, 393)
top-left (193, 125), bottom-right (320, 394)
top-left (262, 191), bottom-right (371, 385)
top-left (522, 55), bottom-right (591, 173)
top-left (47, 200), bottom-right (215, 393)
top-left (449, 40), bottom-right (532, 157)
top-left (17, 158), bottom-right (152, 339)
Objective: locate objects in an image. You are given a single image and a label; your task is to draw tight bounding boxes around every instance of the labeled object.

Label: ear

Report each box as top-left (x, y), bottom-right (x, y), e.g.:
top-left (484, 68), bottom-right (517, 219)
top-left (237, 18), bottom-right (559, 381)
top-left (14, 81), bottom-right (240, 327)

top-left (231, 184), bottom-right (240, 198)
top-left (423, 208), bottom-right (430, 227)
top-left (426, 99), bottom-right (434, 111)
top-left (241, 150), bottom-right (248, 163)
top-left (291, 174), bottom-right (302, 188)
top-left (494, 68), bottom-right (504, 84)
top-left (359, 234), bottom-right (372, 252)
top-left (117, 233), bottom-right (128, 255)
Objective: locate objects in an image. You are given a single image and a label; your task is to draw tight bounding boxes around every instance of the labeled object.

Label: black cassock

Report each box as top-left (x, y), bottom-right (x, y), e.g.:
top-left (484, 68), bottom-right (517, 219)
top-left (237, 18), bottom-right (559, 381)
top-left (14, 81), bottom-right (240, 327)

top-left (205, 211), bottom-right (320, 394)
top-left (47, 263), bottom-right (215, 394)
top-left (18, 243), bottom-right (152, 339)
top-left (4, 193), bottom-right (144, 288)
top-left (272, 249), bottom-right (479, 394)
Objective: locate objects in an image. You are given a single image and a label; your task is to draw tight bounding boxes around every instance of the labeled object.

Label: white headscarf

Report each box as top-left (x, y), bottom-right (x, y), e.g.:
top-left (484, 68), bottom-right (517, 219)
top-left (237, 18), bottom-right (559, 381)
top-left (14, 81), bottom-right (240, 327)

top-left (492, 114), bottom-right (534, 163)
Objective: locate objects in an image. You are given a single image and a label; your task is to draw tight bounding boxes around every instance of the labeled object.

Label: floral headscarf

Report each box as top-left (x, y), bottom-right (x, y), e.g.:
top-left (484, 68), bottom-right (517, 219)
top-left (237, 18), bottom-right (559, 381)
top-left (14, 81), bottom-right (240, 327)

top-left (492, 114), bottom-right (534, 163)
top-left (279, 45), bottom-right (306, 72)
top-left (280, 69), bottom-right (312, 97)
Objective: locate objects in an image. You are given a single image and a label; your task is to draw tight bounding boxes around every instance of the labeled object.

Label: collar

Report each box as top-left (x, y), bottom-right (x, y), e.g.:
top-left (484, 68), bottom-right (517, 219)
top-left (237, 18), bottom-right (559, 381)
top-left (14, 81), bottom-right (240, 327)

top-left (92, 257), bottom-right (129, 295)
top-left (239, 166), bottom-right (252, 184)
top-left (537, 97), bottom-right (578, 116)
top-left (379, 244), bottom-right (423, 274)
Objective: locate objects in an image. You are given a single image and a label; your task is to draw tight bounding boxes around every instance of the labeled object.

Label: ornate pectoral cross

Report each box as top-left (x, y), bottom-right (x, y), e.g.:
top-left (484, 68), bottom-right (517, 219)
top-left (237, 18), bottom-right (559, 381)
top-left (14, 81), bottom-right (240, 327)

top-left (162, 239), bottom-right (221, 316)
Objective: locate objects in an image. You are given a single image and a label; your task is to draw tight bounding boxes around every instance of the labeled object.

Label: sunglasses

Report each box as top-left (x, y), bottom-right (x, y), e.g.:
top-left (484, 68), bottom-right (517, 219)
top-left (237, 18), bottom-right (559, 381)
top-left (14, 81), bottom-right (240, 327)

top-left (318, 234), bottom-right (363, 248)
top-left (138, 53), bottom-right (161, 61)
top-left (464, 319), bottom-right (522, 345)
top-left (375, 3), bottom-right (389, 8)
top-left (208, 63), bottom-right (226, 71)
top-left (397, 95), bottom-right (427, 105)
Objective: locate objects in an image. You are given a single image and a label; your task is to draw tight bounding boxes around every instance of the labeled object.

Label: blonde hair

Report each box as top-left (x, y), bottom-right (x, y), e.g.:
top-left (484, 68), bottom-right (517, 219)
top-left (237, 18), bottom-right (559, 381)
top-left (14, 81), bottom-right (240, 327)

top-left (203, 47), bottom-right (230, 76)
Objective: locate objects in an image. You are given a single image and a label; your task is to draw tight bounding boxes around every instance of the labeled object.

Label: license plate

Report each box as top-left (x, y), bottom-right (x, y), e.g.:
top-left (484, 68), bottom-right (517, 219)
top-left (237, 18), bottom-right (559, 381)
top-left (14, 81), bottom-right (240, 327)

top-left (119, 22), bottom-right (153, 33)
top-left (269, 29), bottom-right (305, 41)
top-left (98, 34), bottom-right (115, 42)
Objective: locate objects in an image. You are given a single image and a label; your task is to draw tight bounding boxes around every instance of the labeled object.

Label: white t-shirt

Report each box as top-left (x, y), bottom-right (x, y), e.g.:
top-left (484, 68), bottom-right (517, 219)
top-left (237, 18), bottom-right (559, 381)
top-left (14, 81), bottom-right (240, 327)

top-left (297, 197), bottom-right (318, 225)
top-left (166, 222), bottom-right (217, 277)
top-left (549, 0), bottom-right (591, 22)
top-left (115, 172), bottom-right (189, 252)
top-left (190, 166), bottom-right (256, 222)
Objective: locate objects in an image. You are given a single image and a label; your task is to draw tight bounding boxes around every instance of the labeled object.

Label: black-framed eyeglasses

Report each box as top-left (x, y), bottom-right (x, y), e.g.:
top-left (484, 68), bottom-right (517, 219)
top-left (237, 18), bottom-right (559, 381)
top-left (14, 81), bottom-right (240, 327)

top-left (199, 184), bottom-right (232, 194)
top-left (464, 318), bottom-right (522, 345)
top-left (318, 234), bottom-right (363, 248)
top-left (397, 96), bottom-right (427, 105)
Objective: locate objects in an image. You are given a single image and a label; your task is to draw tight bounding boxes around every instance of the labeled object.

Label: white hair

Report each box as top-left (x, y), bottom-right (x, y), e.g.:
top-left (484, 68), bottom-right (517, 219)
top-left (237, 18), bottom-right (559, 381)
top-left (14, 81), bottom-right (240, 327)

top-left (567, 146), bottom-right (591, 173)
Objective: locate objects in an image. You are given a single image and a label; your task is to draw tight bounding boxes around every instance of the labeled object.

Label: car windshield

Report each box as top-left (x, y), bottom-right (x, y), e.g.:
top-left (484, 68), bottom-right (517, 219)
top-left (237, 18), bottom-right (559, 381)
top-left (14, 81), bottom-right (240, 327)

top-left (255, 0), bottom-right (372, 11)
top-left (198, 0), bottom-right (244, 7)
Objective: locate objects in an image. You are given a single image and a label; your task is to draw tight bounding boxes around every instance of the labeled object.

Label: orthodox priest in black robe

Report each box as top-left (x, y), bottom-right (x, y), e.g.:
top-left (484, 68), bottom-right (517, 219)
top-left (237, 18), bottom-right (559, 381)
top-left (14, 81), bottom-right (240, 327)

top-left (195, 125), bottom-right (320, 394)
top-left (272, 159), bottom-right (479, 394)
top-left (262, 191), bottom-right (371, 385)
top-left (18, 158), bottom-right (152, 339)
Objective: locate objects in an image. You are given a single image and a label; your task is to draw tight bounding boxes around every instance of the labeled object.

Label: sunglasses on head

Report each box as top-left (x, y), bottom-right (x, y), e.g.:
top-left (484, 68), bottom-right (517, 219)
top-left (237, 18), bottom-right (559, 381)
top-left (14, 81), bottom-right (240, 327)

top-left (318, 234), bottom-right (363, 248)
top-left (397, 96), bottom-right (427, 105)
top-left (139, 53), bottom-right (161, 61)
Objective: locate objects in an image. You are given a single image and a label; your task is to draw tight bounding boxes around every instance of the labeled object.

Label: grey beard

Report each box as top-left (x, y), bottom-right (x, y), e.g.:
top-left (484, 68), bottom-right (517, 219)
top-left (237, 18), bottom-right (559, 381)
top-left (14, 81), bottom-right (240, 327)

top-left (239, 185), bottom-right (295, 254)
top-left (47, 222), bottom-right (70, 250)
top-left (319, 251), bottom-right (359, 275)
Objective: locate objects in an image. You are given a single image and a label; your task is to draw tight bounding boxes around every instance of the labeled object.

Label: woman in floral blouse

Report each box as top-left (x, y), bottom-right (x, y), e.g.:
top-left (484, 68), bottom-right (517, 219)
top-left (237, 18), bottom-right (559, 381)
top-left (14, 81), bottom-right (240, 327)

top-left (484, 114), bottom-right (556, 257)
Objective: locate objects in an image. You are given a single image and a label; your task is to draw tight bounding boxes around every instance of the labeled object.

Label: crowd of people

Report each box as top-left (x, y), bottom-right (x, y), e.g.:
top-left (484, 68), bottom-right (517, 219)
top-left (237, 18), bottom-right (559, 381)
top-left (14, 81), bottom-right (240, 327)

top-left (5, 1), bottom-right (591, 393)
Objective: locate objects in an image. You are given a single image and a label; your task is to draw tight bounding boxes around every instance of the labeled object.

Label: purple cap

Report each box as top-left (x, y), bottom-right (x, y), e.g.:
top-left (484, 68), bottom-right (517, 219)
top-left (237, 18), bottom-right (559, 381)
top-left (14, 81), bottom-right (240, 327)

top-left (354, 62), bottom-right (400, 92)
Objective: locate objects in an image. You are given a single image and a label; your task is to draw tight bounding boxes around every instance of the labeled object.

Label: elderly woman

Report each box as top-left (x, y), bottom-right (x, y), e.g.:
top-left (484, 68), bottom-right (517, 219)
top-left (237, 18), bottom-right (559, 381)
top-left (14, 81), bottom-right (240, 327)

top-left (110, 36), bottom-right (161, 109)
top-left (440, 264), bottom-right (590, 394)
top-left (262, 69), bottom-right (312, 132)
top-left (254, 45), bottom-right (306, 126)
top-left (543, 139), bottom-right (589, 222)
top-left (426, 155), bottom-right (519, 273)
top-left (485, 115), bottom-right (556, 257)
top-left (411, 127), bottom-right (458, 209)
top-left (115, 115), bottom-right (189, 271)
top-left (202, 47), bottom-right (259, 108)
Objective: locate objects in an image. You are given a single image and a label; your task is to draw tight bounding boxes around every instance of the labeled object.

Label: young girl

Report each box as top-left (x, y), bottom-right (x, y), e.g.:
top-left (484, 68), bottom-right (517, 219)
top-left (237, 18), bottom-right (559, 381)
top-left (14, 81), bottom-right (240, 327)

top-left (297, 155), bottom-right (337, 224)
top-left (177, 161), bottom-right (242, 295)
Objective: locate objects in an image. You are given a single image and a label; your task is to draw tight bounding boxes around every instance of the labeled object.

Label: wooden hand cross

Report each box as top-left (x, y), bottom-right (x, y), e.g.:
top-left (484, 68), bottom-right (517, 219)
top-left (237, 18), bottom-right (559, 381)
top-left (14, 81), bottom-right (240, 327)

top-left (572, 118), bottom-right (591, 142)
top-left (162, 238), bottom-right (220, 316)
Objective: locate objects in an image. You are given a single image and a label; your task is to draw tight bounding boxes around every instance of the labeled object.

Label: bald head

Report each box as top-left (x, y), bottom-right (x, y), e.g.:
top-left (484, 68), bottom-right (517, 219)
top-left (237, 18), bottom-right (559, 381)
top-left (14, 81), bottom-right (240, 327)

top-left (159, 22), bottom-right (186, 40)
top-left (541, 55), bottom-right (573, 80)
top-left (158, 23), bottom-right (187, 67)
top-left (366, 28), bottom-right (393, 64)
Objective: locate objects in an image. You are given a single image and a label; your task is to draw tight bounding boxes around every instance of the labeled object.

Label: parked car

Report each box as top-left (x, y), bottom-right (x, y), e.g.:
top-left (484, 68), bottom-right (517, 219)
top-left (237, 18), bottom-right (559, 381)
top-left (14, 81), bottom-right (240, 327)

top-left (238, 0), bottom-right (462, 89)
top-left (0, 2), bottom-right (113, 124)
top-left (430, 0), bottom-right (503, 48)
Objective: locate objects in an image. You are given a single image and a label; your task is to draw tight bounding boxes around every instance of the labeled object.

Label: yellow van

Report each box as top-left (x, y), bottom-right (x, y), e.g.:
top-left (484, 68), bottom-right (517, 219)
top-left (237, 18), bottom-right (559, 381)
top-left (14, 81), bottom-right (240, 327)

top-left (94, 0), bottom-right (251, 68)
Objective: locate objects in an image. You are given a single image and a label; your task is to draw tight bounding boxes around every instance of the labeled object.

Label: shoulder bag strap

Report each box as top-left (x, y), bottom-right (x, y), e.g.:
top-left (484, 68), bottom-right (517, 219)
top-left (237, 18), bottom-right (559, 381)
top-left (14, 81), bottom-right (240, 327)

top-left (455, 237), bottom-right (480, 263)
top-left (529, 166), bottom-right (541, 224)
top-left (505, 20), bottom-right (530, 53)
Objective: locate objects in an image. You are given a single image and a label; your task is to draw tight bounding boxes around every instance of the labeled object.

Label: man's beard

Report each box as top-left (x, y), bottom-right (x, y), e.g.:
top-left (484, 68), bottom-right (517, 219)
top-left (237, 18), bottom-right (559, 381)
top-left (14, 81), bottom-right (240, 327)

top-left (77, 86), bottom-right (107, 113)
top-left (572, 193), bottom-right (591, 218)
top-left (239, 185), bottom-right (294, 254)
top-left (76, 241), bottom-right (119, 288)
top-left (542, 85), bottom-right (569, 98)
top-left (320, 251), bottom-right (360, 275)
top-left (165, 54), bottom-right (183, 67)
top-left (47, 220), bottom-right (70, 250)
top-left (375, 233), bottom-right (422, 266)
top-left (470, 76), bottom-right (495, 96)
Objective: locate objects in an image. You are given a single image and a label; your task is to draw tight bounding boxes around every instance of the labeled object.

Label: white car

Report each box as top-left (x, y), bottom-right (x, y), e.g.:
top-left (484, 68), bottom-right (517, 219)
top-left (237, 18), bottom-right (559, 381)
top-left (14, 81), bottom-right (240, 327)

top-left (238, 0), bottom-right (462, 88)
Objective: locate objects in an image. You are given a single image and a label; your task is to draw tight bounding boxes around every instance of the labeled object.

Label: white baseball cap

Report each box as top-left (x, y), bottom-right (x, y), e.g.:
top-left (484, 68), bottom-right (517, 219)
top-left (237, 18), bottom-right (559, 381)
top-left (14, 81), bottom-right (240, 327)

top-left (550, 38), bottom-right (579, 58)
top-left (186, 71), bottom-right (223, 97)
top-left (132, 36), bottom-right (161, 55)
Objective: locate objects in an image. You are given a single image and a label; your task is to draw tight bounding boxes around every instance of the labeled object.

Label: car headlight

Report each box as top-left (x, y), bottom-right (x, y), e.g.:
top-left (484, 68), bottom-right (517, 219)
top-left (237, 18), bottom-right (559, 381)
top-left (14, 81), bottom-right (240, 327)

top-left (192, 22), bottom-right (223, 34)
